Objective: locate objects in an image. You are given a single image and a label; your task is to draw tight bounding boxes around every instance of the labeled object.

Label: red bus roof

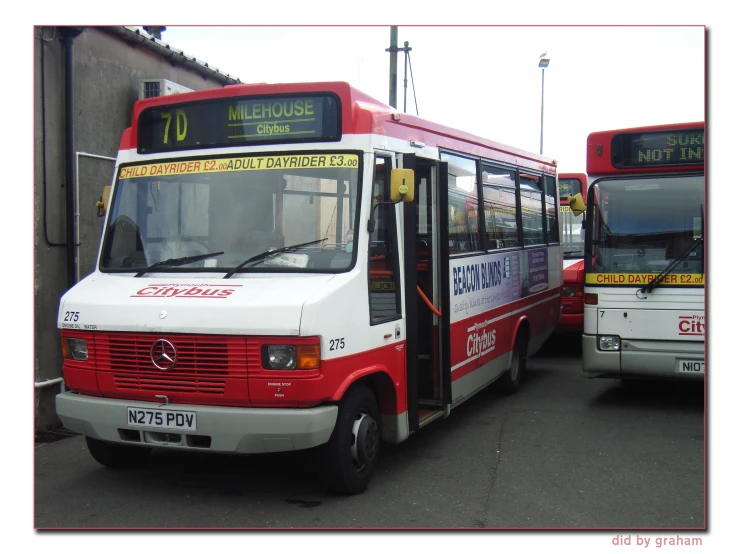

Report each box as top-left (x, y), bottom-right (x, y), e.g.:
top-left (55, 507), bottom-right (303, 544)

top-left (586, 121), bottom-right (704, 175)
top-left (123, 81), bottom-right (556, 173)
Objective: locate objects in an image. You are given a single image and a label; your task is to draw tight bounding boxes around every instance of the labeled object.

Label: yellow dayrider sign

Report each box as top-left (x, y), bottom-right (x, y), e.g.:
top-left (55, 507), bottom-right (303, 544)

top-left (119, 154), bottom-right (359, 180)
top-left (586, 273), bottom-right (704, 285)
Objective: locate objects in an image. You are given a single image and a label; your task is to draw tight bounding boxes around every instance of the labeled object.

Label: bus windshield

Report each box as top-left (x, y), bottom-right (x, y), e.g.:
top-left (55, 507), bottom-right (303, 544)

top-left (558, 175), bottom-right (586, 259)
top-left (561, 209), bottom-right (585, 259)
top-left (100, 152), bottom-right (360, 273)
top-left (586, 174), bottom-right (704, 275)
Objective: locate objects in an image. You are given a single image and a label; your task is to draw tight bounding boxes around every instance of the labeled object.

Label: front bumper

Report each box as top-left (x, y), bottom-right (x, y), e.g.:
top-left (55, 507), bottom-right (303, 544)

top-left (582, 335), bottom-right (704, 380)
top-left (56, 391), bottom-right (338, 453)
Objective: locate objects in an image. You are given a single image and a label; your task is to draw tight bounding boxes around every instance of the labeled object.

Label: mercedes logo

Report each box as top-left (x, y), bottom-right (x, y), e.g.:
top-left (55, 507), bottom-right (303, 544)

top-left (150, 339), bottom-right (177, 370)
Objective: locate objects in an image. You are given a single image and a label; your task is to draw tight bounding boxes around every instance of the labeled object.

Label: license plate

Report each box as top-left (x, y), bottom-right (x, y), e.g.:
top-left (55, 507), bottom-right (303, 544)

top-left (676, 360), bottom-right (705, 374)
top-left (126, 407), bottom-right (197, 430)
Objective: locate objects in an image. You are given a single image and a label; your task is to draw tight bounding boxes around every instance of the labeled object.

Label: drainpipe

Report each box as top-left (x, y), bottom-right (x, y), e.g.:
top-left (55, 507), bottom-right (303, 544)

top-left (60, 27), bottom-right (84, 289)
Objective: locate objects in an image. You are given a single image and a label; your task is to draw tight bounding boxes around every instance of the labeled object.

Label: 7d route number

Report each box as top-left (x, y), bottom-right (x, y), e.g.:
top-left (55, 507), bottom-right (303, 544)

top-left (161, 110), bottom-right (187, 144)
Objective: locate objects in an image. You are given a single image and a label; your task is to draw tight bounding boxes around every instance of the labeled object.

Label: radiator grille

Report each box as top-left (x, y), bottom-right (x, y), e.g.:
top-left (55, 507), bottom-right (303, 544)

top-left (94, 332), bottom-right (248, 395)
top-left (113, 373), bottom-right (226, 395)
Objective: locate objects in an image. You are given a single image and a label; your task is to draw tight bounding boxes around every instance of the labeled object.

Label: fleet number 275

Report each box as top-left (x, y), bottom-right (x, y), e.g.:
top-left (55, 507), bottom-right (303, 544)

top-left (329, 338), bottom-right (345, 351)
top-left (64, 311), bottom-right (79, 322)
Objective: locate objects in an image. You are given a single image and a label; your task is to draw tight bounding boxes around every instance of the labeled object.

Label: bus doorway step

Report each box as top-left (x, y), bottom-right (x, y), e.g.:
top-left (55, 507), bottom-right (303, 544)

top-left (418, 408), bottom-right (445, 428)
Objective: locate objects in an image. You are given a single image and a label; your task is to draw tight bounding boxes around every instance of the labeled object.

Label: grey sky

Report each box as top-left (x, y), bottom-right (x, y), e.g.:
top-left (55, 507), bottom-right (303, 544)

top-left (156, 25), bottom-right (705, 172)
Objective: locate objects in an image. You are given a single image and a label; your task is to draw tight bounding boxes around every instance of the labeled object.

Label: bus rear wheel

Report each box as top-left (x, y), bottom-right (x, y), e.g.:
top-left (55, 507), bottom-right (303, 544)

top-left (499, 334), bottom-right (527, 394)
top-left (85, 436), bottom-right (152, 469)
top-left (319, 385), bottom-right (381, 495)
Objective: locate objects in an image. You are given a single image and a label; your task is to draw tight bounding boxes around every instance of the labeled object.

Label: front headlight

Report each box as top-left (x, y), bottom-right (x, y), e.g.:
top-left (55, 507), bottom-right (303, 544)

top-left (263, 345), bottom-right (296, 369)
top-left (65, 338), bottom-right (89, 360)
top-left (562, 286), bottom-right (583, 298)
top-left (598, 335), bottom-right (621, 351)
top-left (261, 344), bottom-right (321, 370)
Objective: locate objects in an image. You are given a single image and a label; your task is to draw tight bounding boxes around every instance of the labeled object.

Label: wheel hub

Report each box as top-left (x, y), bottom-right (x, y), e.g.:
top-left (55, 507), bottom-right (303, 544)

top-left (351, 412), bottom-right (379, 468)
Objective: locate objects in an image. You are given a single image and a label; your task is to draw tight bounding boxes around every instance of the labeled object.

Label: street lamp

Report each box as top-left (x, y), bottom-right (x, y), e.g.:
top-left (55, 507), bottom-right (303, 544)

top-left (538, 52), bottom-right (550, 155)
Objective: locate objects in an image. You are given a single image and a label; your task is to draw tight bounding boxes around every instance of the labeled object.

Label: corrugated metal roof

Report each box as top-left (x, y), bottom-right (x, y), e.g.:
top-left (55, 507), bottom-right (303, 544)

top-left (104, 26), bottom-right (242, 85)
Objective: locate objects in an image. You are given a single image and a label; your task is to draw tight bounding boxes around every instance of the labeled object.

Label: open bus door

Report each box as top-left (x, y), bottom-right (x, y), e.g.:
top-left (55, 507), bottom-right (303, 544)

top-left (403, 154), bottom-right (451, 433)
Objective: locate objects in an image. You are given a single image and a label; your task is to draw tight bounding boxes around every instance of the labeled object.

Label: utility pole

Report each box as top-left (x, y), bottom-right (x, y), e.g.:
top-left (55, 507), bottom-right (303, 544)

top-left (402, 41), bottom-right (412, 113)
top-left (387, 26), bottom-right (398, 108)
top-left (538, 52), bottom-right (550, 155)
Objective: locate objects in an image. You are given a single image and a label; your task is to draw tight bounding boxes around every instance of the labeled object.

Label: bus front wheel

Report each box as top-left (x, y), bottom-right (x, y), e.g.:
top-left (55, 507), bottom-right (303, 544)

top-left (319, 385), bottom-right (381, 495)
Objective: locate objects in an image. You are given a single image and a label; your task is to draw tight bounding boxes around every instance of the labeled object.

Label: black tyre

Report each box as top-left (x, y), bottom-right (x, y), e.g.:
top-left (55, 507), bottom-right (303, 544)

top-left (499, 333), bottom-right (527, 394)
top-left (85, 436), bottom-right (152, 469)
top-left (319, 385), bottom-right (381, 495)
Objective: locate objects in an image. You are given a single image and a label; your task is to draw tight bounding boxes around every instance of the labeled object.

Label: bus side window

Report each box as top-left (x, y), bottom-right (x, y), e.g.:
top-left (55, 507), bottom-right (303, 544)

top-left (368, 156), bottom-right (401, 324)
top-left (481, 164), bottom-right (518, 250)
top-left (519, 174), bottom-right (546, 246)
top-left (441, 152), bottom-right (481, 254)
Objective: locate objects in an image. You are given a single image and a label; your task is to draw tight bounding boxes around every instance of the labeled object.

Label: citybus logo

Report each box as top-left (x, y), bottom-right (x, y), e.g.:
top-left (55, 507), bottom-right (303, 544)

top-left (466, 320), bottom-right (497, 357)
top-left (678, 315), bottom-right (705, 336)
top-left (131, 284), bottom-right (239, 298)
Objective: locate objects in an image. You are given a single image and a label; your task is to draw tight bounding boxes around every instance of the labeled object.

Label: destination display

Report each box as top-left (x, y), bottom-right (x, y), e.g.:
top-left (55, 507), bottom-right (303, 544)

top-left (611, 128), bottom-right (704, 168)
top-left (137, 94), bottom-right (341, 153)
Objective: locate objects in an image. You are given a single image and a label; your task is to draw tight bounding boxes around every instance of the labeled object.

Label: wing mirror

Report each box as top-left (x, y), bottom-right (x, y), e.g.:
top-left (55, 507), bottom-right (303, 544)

top-left (368, 168), bottom-right (415, 233)
top-left (390, 169), bottom-right (415, 202)
top-left (569, 192), bottom-right (586, 217)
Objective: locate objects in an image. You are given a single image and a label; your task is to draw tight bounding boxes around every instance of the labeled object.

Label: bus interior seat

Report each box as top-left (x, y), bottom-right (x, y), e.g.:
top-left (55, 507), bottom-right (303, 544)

top-left (105, 215), bottom-right (146, 267)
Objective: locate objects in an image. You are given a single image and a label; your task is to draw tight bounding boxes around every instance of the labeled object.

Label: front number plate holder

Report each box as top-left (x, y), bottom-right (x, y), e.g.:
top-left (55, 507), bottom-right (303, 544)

top-left (126, 407), bottom-right (197, 430)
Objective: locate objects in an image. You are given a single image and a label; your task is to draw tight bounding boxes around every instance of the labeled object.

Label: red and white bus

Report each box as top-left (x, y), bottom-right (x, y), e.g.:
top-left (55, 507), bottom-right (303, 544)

top-left (556, 172), bottom-right (587, 333)
top-left (575, 122), bottom-right (704, 382)
top-left (55, 81), bottom-right (562, 494)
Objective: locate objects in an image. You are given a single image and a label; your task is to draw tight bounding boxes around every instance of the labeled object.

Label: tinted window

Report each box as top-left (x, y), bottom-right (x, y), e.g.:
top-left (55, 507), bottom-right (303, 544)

top-left (481, 165), bottom-right (519, 249)
top-left (519, 174), bottom-right (545, 246)
top-left (442, 153), bottom-right (481, 254)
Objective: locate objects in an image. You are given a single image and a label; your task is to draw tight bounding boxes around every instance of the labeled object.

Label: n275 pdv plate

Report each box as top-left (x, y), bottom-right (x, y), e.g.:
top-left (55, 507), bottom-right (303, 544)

top-left (676, 360), bottom-right (705, 374)
top-left (126, 407), bottom-right (196, 430)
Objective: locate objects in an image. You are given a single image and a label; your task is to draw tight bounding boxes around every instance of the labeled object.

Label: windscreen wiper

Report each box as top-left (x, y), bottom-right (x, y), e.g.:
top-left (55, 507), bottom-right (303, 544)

top-left (223, 238), bottom-right (327, 279)
top-left (134, 252), bottom-right (224, 278)
top-left (638, 238), bottom-right (703, 294)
